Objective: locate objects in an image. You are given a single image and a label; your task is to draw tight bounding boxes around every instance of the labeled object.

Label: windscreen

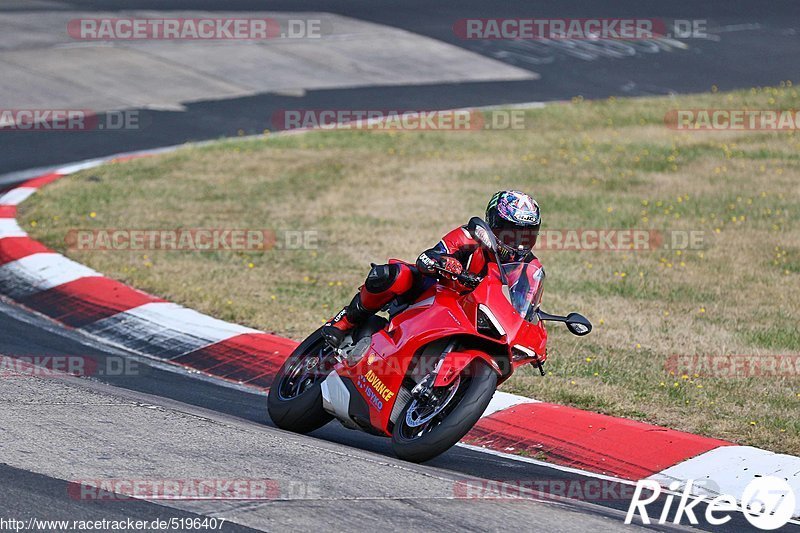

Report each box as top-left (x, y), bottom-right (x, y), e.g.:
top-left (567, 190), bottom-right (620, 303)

top-left (501, 262), bottom-right (545, 322)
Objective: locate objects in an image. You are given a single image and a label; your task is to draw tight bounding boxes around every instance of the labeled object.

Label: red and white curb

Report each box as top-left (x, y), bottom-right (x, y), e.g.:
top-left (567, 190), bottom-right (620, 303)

top-left (1, 148), bottom-right (798, 519)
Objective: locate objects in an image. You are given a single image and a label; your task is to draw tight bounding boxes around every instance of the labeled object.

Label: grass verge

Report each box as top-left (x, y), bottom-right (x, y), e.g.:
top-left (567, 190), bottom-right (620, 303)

top-left (21, 85), bottom-right (800, 454)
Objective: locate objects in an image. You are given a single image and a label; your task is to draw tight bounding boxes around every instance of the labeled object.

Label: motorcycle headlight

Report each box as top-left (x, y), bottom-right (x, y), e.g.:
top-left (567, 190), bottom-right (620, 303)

top-left (477, 305), bottom-right (505, 339)
top-left (511, 344), bottom-right (537, 362)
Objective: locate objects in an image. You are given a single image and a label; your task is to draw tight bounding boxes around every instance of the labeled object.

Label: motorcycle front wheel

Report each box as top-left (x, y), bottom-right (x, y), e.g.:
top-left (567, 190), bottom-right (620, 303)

top-left (391, 359), bottom-right (497, 463)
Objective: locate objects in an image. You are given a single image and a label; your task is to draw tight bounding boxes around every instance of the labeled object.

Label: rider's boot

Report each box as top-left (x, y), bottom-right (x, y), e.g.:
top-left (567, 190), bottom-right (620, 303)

top-left (321, 293), bottom-right (372, 348)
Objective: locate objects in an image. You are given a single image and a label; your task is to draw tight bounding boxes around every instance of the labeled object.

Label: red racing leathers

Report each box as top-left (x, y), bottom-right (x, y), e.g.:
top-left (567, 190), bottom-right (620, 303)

top-left (323, 223), bottom-right (542, 342)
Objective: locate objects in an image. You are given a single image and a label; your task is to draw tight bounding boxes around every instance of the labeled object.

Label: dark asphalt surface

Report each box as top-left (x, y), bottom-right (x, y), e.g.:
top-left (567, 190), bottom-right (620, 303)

top-left (1, 0), bottom-right (797, 173)
top-left (1, 1), bottom-right (798, 530)
top-left (0, 464), bottom-right (258, 532)
top-left (0, 299), bottom-right (794, 532)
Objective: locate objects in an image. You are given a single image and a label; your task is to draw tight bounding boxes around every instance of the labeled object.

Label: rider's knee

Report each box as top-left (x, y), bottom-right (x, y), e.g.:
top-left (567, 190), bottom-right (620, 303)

top-left (365, 264), bottom-right (400, 294)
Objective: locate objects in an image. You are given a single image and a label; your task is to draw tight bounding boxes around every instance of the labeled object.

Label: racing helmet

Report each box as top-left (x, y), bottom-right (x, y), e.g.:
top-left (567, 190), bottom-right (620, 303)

top-left (485, 190), bottom-right (541, 261)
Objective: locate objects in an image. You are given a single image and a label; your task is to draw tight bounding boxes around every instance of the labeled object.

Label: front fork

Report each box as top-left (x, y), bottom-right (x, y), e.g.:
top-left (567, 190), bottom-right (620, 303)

top-left (411, 338), bottom-right (458, 402)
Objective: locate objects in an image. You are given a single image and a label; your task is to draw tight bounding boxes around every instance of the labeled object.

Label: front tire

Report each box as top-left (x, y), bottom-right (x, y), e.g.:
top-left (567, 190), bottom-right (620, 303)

top-left (391, 359), bottom-right (497, 463)
top-left (267, 329), bottom-right (335, 433)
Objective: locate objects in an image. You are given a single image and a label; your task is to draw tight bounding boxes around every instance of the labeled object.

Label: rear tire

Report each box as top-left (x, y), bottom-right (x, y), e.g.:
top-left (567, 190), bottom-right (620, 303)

top-left (267, 330), bottom-right (334, 433)
top-left (391, 359), bottom-right (497, 463)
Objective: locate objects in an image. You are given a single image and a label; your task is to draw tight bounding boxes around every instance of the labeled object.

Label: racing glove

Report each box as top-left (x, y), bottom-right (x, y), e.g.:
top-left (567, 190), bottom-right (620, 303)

top-left (417, 250), bottom-right (464, 278)
top-left (439, 256), bottom-right (464, 277)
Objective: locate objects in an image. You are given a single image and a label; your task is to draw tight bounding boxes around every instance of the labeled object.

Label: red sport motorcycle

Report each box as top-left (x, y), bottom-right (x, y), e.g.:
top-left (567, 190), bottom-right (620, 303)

top-left (268, 217), bottom-right (591, 463)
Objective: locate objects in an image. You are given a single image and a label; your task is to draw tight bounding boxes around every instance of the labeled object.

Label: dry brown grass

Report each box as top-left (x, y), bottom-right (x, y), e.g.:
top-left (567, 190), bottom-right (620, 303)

top-left (22, 85), bottom-right (800, 454)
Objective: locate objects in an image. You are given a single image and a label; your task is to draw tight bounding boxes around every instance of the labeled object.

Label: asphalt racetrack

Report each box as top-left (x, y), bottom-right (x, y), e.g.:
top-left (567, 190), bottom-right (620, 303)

top-left (1, 1), bottom-right (798, 531)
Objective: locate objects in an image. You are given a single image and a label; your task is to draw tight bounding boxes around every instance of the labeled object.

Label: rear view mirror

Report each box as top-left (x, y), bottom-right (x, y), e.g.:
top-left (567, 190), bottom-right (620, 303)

top-left (467, 217), bottom-right (497, 252)
top-left (565, 313), bottom-right (592, 336)
top-left (467, 216), bottom-right (509, 286)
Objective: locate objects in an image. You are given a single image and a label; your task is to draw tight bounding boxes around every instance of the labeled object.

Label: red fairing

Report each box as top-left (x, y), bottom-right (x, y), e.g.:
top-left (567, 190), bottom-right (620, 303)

top-left (270, 218), bottom-right (589, 464)
top-left (433, 349), bottom-right (501, 387)
top-left (337, 261), bottom-right (548, 436)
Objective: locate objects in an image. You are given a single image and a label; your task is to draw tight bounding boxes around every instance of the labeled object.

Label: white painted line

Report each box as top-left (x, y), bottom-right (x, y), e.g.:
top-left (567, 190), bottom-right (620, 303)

top-left (0, 219), bottom-right (27, 238)
top-left (0, 187), bottom-right (37, 206)
top-left (481, 390), bottom-right (539, 418)
top-left (122, 302), bottom-right (259, 340)
top-left (0, 293), bottom-right (269, 396)
top-left (56, 159), bottom-right (109, 175)
top-left (478, 101), bottom-right (549, 111)
top-left (81, 301), bottom-right (259, 360)
top-left (456, 442), bottom-right (637, 485)
top-left (55, 146), bottom-right (185, 177)
top-left (648, 445), bottom-right (800, 517)
top-left (460, 443), bottom-right (800, 525)
top-left (0, 253), bottom-right (99, 299)
top-left (0, 165), bottom-right (62, 188)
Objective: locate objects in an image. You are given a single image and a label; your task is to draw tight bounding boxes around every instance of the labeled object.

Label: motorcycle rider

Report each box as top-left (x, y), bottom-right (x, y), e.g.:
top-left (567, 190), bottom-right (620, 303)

top-left (321, 190), bottom-right (543, 347)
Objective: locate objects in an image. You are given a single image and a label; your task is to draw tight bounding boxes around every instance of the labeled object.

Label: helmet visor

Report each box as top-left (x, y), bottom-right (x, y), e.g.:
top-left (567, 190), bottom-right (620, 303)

top-left (492, 219), bottom-right (539, 251)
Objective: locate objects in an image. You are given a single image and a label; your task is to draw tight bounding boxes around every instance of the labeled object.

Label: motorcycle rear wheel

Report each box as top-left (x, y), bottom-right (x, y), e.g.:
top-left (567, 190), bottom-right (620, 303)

top-left (391, 359), bottom-right (497, 463)
top-left (267, 329), bottom-right (335, 434)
